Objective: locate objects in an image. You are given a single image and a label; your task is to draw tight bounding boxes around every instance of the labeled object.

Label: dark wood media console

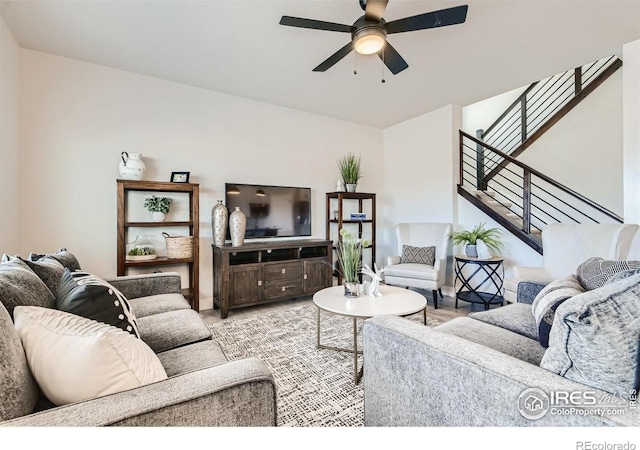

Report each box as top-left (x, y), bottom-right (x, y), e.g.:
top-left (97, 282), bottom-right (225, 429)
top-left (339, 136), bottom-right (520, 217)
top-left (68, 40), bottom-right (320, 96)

top-left (212, 239), bottom-right (333, 319)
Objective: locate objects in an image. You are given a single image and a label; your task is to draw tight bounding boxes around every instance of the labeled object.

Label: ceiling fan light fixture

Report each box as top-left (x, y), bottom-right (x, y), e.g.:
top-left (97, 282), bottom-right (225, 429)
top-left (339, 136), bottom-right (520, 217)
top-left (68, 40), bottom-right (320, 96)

top-left (353, 27), bottom-right (386, 55)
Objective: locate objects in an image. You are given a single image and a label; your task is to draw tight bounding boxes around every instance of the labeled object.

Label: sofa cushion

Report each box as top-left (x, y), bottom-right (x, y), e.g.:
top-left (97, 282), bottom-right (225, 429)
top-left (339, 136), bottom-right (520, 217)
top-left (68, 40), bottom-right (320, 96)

top-left (541, 272), bottom-right (640, 399)
top-left (137, 309), bottom-right (212, 353)
top-left (383, 263), bottom-right (438, 281)
top-left (0, 258), bottom-right (55, 318)
top-left (56, 270), bottom-right (140, 338)
top-left (13, 306), bottom-right (167, 406)
top-left (0, 304), bottom-right (39, 421)
top-left (531, 275), bottom-right (585, 348)
top-left (400, 245), bottom-right (435, 266)
top-left (469, 303), bottom-right (538, 341)
top-left (436, 317), bottom-right (545, 365)
top-left (157, 339), bottom-right (228, 377)
top-left (576, 257), bottom-right (640, 290)
top-left (128, 293), bottom-right (191, 318)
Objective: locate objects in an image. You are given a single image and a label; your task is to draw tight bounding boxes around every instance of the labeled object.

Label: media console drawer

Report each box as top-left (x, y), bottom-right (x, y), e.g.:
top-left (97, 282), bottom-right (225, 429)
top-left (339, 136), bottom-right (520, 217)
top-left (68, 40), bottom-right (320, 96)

top-left (263, 279), bottom-right (303, 300)
top-left (263, 262), bottom-right (303, 282)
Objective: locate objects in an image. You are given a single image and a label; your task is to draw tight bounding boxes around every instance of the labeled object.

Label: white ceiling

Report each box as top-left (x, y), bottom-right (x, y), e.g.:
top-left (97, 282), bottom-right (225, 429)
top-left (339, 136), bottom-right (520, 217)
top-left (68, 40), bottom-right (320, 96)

top-left (1, 0), bottom-right (640, 128)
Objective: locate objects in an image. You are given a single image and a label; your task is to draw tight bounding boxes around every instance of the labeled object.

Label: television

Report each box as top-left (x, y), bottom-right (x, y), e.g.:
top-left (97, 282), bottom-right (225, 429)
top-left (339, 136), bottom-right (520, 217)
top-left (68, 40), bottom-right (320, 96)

top-left (225, 183), bottom-right (311, 240)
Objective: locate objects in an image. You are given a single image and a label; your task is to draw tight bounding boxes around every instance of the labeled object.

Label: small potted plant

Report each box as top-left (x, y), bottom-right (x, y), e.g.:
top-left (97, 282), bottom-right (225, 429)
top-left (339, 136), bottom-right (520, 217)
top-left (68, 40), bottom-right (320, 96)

top-left (144, 195), bottom-right (173, 222)
top-left (451, 222), bottom-right (504, 258)
top-left (337, 153), bottom-right (362, 192)
top-left (336, 228), bottom-right (370, 297)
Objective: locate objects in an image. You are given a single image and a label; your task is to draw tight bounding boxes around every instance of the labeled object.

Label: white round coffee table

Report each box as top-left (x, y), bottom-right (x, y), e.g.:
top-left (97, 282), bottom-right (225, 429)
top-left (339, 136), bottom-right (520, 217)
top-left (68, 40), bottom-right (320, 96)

top-left (313, 284), bottom-right (427, 383)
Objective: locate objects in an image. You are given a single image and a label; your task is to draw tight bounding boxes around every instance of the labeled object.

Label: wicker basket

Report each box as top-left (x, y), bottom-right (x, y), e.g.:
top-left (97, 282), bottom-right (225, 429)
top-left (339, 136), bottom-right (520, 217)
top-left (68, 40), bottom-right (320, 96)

top-left (162, 232), bottom-right (193, 259)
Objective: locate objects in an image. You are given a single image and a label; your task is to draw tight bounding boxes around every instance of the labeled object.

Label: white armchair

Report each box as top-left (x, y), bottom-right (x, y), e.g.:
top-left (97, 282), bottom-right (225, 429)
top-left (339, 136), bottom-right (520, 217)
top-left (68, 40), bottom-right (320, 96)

top-left (503, 223), bottom-right (639, 303)
top-left (383, 223), bottom-right (452, 309)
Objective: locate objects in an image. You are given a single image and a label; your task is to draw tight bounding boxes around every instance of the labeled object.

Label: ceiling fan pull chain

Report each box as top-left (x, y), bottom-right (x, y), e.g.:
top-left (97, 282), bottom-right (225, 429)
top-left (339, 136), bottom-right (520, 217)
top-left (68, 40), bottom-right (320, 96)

top-left (354, 52), bottom-right (358, 75)
top-left (381, 48), bottom-right (386, 83)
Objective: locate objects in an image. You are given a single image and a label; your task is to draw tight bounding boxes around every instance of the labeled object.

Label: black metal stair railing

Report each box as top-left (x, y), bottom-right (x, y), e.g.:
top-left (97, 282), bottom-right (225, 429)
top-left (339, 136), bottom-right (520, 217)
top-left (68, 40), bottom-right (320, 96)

top-left (459, 131), bottom-right (623, 245)
top-left (476, 56), bottom-right (622, 183)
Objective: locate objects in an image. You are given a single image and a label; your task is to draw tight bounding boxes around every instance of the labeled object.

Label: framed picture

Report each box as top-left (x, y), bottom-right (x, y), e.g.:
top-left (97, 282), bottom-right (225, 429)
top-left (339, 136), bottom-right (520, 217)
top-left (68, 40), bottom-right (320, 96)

top-left (170, 172), bottom-right (190, 183)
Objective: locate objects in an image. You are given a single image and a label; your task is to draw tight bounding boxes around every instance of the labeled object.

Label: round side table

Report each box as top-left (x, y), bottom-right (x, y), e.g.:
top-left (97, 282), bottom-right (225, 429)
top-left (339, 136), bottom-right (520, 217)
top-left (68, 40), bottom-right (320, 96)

top-left (454, 255), bottom-right (504, 310)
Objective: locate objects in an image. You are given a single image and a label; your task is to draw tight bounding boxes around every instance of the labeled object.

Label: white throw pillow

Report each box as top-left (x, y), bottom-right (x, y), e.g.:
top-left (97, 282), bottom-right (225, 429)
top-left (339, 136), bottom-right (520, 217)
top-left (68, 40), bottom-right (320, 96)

top-left (13, 306), bottom-right (167, 406)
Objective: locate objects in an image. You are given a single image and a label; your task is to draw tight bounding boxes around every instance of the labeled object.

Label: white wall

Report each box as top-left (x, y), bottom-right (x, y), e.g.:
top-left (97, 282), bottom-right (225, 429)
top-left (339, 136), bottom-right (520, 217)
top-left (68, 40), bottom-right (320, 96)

top-left (623, 39), bottom-right (640, 224)
top-left (382, 104), bottom-right (462, 285)
top-left (462, 85), bottom-right (527, 136)
top-left (18, 49), bottom-right (383, 310)
top-left (0, 16), bottom-right (20, 253)
top-left (518, 69), bottom-right (623, 216)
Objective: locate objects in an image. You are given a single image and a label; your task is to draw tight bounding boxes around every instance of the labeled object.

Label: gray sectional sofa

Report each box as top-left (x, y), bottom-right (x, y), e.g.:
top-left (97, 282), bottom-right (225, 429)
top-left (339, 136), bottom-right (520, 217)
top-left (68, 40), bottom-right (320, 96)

top-left (0, 253), bottom-right (276, 426)
top-left (363, 275), bottom-right (640, 426)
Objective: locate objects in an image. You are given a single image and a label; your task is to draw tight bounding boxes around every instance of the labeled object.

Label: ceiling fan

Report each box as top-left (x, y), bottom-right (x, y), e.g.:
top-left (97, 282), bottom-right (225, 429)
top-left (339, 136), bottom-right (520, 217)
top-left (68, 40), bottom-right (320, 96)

top-left (279, 0), bottom-right (468, 75)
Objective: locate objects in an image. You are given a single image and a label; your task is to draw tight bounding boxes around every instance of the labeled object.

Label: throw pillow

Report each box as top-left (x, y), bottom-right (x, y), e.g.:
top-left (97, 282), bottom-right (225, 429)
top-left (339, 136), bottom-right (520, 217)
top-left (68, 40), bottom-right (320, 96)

top-left (20, 257), bottom-right (65, 296)
top-left (0, 258), bottom-right (55, 318)
top-left (56, 270), bottom-right (140, 338)
top-left (13, 306), bottom-right (167, 406)
top-left (400, 245), bottom-right (436, 266)
top-left (605, 268), bottom-right (640, 286)
top-left (29, 248), bottom-right (81, 272)
top-left (0, 304), bottom-right (39, 421)
top-left (531, 275), bottom-right (585, 347)
top-left (576, 256), bottom-right (640, 290)
top-left (540, 271), bottom-right (640, 399)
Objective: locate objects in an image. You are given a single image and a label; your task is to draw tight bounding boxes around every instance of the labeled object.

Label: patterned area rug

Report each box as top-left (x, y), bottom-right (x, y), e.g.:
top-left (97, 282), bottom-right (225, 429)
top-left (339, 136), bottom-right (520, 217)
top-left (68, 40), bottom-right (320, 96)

top-left (208, 301), bottom-right (443, 427)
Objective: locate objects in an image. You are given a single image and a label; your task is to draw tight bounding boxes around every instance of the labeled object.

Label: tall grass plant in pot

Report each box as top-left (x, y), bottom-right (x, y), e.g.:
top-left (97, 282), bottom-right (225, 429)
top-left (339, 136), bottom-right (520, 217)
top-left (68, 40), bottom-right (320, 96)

top-left (336, 228), bottom-right (370, 297)
top-left (337, 153), bottom-right (362, 192)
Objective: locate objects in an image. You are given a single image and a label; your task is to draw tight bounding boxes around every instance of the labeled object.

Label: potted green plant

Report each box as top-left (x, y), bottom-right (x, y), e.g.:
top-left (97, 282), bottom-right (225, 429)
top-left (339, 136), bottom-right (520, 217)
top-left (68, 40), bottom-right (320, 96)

top-left (144, 195), bottom-right (173, 222)
top-left (451, 222), bottom-right (504, 258)
top-left (336, 228), bottom-right (370, 297)
top-left (337, 153), bottom-right (362, 192)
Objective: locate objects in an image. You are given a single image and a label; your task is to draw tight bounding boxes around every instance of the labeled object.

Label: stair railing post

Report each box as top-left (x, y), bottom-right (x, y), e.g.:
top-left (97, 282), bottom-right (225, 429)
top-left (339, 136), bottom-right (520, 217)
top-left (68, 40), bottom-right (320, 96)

top-left (523, 169), bottom-right (532, 234)
top-left (521, 96), bottom-right (527, 144)
top-left (475, 129), bottom-right (486, 191)
top-left (575, 67), bottom-right (582, 95)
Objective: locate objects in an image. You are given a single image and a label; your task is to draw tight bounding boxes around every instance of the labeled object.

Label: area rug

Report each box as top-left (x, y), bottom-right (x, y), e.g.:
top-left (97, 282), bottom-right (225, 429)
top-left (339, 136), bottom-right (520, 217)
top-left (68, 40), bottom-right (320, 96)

top-left (208, 301), bottom-right (443, 427)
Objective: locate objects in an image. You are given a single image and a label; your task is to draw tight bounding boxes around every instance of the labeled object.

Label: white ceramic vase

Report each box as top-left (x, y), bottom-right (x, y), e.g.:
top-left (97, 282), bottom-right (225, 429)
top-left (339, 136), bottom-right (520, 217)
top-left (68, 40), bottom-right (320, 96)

top-left (229, 207), bottom-right (246, 247)
top-left (150, 211), bottom-right (165, 222)
top-left (211, 200), bottom-right (228, 247)
top-left (119, 152), bottom-right (146, 180)
top-left (345, 183), bottom-right (357, 193)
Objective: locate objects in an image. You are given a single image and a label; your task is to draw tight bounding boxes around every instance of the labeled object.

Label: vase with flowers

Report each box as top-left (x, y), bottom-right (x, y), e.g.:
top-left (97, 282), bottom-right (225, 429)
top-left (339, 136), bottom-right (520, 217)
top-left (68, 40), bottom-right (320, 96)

top-left (336, 228), bottom-right (370, 297)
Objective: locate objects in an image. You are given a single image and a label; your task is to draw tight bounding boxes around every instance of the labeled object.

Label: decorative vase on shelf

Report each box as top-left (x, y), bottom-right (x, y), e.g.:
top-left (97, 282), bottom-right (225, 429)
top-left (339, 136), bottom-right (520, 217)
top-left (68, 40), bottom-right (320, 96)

top-left (229, 207), bottom-right (246, 247)
top-left (150, 211), bottom-right (165, 222)
top-left (476, 239), bottom-right (492, 259)
top-left (119, 152), bottom-right (146, 180)
top-left (345, 183), bottom-right (357, 193)
top-left (343, 281), bottom-right (360, 298)
top-left (465, 244), bottom-right (478, 258)
top-left (211, 200), bottom-right (228, 247)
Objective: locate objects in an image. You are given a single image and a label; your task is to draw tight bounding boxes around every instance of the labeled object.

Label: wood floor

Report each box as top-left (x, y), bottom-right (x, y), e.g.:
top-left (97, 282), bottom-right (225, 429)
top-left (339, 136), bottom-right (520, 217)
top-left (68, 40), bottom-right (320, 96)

top-left (199, 289), bottom-right (492, 324)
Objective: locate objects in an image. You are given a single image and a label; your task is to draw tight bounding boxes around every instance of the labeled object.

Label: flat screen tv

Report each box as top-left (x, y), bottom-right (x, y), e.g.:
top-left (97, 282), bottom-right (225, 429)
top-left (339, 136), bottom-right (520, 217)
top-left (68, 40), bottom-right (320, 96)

top-left (225, 183), bottom-right (311, 240)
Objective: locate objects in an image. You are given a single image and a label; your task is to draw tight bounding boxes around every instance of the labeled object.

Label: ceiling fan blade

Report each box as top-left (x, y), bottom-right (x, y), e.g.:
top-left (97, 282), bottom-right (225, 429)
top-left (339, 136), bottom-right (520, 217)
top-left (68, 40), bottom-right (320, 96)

top-left (279, 16), bottom-right (352, 33)
top-left (378, 42), bottom-right (408, 75)
top-left (385, 4), bottom-right (468, 34)
top-left (364, 0), bottom-right (389, 21)
top-left (313, 42), bottom-right (354, 72)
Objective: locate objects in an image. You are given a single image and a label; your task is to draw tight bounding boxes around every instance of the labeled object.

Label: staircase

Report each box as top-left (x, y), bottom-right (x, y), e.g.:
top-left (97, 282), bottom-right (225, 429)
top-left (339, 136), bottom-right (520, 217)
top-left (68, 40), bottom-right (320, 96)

top-left (458, 56), bottom-right (624, 253)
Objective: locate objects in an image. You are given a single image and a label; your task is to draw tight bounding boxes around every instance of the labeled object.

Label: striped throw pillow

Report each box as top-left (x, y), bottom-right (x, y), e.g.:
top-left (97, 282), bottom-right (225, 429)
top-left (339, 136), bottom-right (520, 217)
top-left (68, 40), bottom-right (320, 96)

top-left (531, 275), bottom-right (585, 347)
